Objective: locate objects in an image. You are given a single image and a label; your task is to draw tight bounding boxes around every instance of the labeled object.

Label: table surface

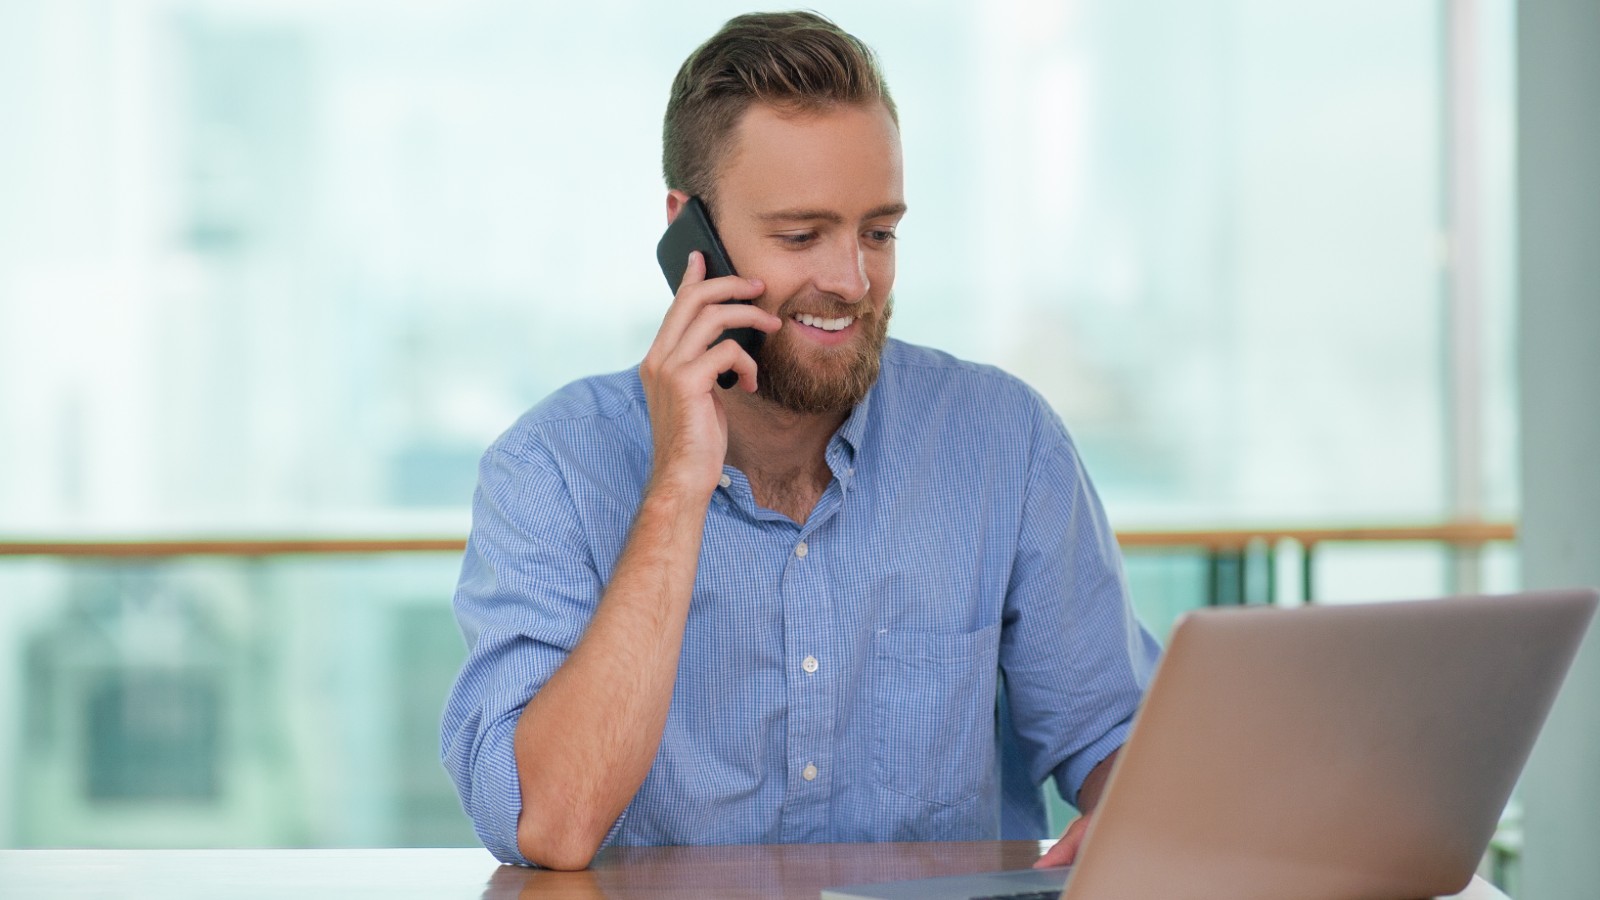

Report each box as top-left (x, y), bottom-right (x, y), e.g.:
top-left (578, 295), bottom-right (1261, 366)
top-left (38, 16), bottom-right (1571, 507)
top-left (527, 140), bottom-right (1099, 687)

top-left (0, 843), bottom-right (1512, 899)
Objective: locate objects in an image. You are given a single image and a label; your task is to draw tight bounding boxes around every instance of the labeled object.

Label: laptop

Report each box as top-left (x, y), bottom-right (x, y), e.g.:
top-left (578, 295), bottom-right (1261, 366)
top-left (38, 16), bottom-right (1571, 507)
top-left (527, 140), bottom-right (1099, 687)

top-left (823, 588), bottom-right (1598, 900)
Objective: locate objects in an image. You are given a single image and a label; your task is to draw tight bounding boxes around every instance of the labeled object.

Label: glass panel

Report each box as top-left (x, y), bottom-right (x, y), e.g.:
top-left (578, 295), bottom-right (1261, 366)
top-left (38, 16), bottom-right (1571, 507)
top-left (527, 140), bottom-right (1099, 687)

top-left (0, 556), bottom-right (477, 848)
top-left (0, 0), bottom-right (1516, 853)
top-left (0, 0), bottom-right (1454, 531)
top-left (1310, 543), bottom-right (1450, 604)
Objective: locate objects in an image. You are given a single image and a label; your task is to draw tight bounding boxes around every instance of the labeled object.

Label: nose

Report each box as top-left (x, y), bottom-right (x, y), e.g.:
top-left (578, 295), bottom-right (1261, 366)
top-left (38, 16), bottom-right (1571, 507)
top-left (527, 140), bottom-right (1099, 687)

top-left (813, 235), bottom-right (870, 304)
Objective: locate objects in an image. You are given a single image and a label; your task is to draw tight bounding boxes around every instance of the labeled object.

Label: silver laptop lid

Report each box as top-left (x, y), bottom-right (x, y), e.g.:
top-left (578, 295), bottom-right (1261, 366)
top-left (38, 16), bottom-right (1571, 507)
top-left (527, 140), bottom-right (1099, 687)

top-left (1065, 588), bottom-right (1598, 900)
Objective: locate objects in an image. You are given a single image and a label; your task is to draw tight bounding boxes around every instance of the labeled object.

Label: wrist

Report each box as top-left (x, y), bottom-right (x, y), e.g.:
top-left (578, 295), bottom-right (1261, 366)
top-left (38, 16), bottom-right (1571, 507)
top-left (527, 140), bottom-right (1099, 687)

top-left (641, 470), bottom-right (717, 514)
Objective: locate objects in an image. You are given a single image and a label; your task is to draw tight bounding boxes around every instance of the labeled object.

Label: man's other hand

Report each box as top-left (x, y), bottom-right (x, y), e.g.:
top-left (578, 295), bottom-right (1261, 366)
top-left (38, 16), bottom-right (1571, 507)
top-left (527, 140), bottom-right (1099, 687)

top-left (1032, 749), bottom-right (1118, 870)
top-left (1032, 812), bottom-right (1092, 869)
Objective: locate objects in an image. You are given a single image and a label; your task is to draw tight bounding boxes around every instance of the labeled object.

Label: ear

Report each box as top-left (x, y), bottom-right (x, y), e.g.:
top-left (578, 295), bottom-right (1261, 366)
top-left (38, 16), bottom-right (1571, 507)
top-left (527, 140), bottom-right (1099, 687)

top-left (665, 190), bottom-right (691, 225)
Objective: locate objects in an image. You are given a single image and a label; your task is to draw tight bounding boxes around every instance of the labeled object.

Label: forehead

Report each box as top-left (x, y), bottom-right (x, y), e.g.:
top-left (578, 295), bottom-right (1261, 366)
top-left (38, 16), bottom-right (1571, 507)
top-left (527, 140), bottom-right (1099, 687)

top-left (718, 101), bottom-right (904, 217)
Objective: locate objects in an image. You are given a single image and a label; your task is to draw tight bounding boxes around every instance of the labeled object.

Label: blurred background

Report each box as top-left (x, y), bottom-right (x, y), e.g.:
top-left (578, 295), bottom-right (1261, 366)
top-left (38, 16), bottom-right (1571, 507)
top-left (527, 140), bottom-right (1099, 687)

top-left (0, 0), bottom-right (1547, 888)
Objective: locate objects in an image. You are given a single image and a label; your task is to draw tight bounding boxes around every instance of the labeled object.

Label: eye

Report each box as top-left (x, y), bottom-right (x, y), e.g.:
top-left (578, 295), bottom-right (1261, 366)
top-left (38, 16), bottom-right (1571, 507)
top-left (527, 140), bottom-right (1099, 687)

top-left (865, 228), bottom-right (898, 245)
top-left (777, 232), bottom-right (817, 247)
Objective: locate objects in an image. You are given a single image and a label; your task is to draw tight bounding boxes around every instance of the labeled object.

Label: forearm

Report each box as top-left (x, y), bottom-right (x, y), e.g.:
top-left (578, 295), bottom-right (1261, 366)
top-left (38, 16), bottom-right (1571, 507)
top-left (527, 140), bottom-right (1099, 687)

top-left (1033, 748), bottom-right (1122, 870)
top-left (512, 481), bottom-right (709, 869)
top-left (1076, 748), bottom-right (1119, 814)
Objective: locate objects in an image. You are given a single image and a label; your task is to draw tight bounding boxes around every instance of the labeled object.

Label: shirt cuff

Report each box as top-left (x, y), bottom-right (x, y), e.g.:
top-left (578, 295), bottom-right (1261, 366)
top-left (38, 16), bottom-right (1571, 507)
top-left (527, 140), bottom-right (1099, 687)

top-left (1055, 715), bottom-right (1135, 809)
top-left (469, 715), bottom-right (533, 866)
top-left (599, 811), bottom-right (628, 851)
top-left (470, 717), bottom-right (631, 868)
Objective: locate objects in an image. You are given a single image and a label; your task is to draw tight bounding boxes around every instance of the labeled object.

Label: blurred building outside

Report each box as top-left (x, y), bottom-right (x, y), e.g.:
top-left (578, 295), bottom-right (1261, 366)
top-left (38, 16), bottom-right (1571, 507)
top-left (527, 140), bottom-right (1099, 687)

top-left (0, 0), bottom-right (1521, 877)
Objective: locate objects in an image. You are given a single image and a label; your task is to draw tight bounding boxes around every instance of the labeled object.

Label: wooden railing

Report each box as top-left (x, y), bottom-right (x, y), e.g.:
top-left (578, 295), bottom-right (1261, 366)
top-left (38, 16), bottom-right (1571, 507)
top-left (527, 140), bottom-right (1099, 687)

top-left (1116, 522), bottom-right (1516, 604)
top-left (0, 537), bottom-right (469, 558)
top-left (1113, 522), bottom-right (1515, 550)
top-left (0, 522), bottom-right (1517, 605)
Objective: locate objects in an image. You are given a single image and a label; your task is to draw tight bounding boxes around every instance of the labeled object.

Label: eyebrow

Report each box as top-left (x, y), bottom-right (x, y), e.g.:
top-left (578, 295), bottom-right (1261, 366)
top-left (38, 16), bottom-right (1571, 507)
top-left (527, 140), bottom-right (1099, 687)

top-left (757, 202), bottom-right (908, 224)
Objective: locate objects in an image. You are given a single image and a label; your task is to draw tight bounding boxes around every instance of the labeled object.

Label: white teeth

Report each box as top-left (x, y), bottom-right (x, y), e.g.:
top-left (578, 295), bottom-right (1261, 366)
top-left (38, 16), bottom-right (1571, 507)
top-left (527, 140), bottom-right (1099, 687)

top-left (795, 313), bottom-right (855, 332)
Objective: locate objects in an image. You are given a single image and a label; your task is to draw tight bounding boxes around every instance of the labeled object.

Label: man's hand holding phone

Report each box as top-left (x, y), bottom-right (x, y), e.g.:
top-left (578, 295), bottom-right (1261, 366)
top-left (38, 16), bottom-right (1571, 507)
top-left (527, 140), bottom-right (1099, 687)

top-left (638, 250), bottom-right (781, 499)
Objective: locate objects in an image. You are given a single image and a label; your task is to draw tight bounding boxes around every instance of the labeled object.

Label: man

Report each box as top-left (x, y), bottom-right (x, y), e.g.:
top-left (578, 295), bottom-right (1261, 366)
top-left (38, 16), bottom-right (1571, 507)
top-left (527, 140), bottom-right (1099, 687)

top-left (441, 11), bottom-right (1159, 871)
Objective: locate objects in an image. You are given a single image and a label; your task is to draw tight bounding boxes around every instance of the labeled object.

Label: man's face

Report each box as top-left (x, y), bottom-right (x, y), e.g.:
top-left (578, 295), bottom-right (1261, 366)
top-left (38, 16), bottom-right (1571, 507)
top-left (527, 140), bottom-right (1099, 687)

top-left (707, 100), bottom-right (905, 415)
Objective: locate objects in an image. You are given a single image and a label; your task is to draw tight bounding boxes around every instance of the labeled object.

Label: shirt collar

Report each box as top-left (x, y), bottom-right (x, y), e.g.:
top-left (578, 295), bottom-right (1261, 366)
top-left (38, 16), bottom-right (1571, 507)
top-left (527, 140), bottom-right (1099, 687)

top-left (829, 367), bottom-right (879, 472)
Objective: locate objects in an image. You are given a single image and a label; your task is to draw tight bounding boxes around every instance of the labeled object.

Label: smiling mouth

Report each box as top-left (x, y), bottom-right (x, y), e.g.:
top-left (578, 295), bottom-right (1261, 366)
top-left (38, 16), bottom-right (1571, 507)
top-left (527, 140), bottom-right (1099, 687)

top-left (792, 313), bottom-right (855, 332)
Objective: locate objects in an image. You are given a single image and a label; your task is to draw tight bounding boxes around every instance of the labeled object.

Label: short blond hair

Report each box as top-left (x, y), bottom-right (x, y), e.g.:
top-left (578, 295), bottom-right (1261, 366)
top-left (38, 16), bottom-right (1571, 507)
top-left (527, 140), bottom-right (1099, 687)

top-left (662, 11), bottom-right (897, 208)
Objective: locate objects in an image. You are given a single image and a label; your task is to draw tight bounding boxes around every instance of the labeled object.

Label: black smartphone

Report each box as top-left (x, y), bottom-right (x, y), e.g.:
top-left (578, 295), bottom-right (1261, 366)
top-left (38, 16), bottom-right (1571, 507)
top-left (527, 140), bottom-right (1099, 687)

top-left (655, 196), bottom-right (765, 389)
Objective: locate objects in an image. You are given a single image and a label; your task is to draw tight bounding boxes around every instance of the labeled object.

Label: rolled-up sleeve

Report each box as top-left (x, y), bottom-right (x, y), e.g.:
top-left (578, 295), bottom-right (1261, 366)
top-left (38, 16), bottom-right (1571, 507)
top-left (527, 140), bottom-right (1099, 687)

top-left (440, 442), bottom-right (604, 865)
top-left (1000, 410), bottom-right (1161, 808)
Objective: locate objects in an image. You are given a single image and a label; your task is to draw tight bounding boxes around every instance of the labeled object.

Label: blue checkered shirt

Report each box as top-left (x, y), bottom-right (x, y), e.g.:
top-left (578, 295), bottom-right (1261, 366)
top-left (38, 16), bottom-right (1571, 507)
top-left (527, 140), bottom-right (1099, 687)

top-left (442, 339), bottom-right (1160, 865)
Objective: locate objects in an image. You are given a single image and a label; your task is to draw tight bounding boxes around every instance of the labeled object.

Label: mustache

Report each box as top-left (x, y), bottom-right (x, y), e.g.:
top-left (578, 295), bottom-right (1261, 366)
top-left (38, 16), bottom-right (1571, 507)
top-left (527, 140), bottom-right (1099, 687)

top-left (776, 292), bottom-right (872, 321)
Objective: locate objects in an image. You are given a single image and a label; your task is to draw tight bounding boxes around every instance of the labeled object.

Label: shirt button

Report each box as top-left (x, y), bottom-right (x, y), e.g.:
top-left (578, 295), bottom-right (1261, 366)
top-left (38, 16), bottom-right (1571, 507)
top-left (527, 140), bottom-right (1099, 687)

top-left (802, 763), bottom-right (818, 782)
top-left (802, 655), bottom-right (818, 674)
top-left (847, 467), bottom-right (855, 477)
top-left (795, 541), bottom-right (808, 558)
top-left (718, 474), bottom-right (731, 488)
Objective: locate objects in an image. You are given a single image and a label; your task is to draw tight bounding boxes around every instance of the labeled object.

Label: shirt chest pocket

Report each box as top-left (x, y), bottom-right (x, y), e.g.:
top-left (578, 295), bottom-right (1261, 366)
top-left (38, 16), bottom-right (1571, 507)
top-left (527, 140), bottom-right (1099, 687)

top-left (870, 621), bottom-right (1001, 807)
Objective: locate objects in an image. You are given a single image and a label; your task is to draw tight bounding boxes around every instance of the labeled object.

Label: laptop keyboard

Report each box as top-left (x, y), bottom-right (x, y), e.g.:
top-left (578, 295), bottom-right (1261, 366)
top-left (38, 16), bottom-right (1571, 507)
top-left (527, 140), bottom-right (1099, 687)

top-left (968, 892), bottom-right (1061, 900)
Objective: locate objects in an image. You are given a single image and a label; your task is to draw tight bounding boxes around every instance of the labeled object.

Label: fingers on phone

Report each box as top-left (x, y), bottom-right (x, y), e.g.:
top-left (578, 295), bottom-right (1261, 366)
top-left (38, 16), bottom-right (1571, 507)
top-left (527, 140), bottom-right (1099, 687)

top-left (658, 272), bottom-right (765, 350)
top-left (697, 303), bottom-right (781, 345)
top-left (684, 272), bottom-right (762, 304)
top-left (682, 250), bottom-right (705, 286)
top-left (701, 337), bottom-right (759, 392)
top-left (660, 298), bottom-right (774, 367)
top-left (726, 275), bottom-right (765, 301)
top-left (665, 308), bottom-right (772, 374)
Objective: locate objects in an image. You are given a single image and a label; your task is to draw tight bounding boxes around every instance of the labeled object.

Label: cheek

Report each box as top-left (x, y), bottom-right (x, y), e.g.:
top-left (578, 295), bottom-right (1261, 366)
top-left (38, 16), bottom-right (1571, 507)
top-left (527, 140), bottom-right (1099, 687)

top-left (751, 258), bottom-right (812, 308)
top-left (870, 252), bottom-right (896, 299)
top-left (728, 248), bottom-right (800, 312)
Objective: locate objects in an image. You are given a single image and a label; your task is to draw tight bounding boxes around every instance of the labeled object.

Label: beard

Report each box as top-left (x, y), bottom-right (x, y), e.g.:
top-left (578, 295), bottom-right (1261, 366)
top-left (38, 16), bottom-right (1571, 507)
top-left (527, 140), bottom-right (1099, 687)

top-left (755, 294), bottom-right (893, 415)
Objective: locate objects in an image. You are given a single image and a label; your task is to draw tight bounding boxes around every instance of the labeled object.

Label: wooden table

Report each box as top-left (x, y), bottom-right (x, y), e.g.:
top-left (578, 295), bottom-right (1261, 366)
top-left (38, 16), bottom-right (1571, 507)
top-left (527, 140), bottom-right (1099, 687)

top-left (0, 843), bottom-right (1511, 899)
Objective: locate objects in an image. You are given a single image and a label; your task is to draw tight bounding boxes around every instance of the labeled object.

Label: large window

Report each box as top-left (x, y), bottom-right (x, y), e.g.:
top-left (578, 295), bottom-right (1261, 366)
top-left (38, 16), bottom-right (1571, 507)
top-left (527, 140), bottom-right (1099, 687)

top-left (0, 0), bottom-right (1514, 849)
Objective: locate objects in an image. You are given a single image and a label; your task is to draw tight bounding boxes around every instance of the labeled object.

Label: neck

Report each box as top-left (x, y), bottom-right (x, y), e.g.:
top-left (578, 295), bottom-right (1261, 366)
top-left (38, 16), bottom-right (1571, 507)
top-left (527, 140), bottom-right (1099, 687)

top-left (723, 392), bottom-right (846, 521)
top-left (724, 392), bottom-right (845, 480)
